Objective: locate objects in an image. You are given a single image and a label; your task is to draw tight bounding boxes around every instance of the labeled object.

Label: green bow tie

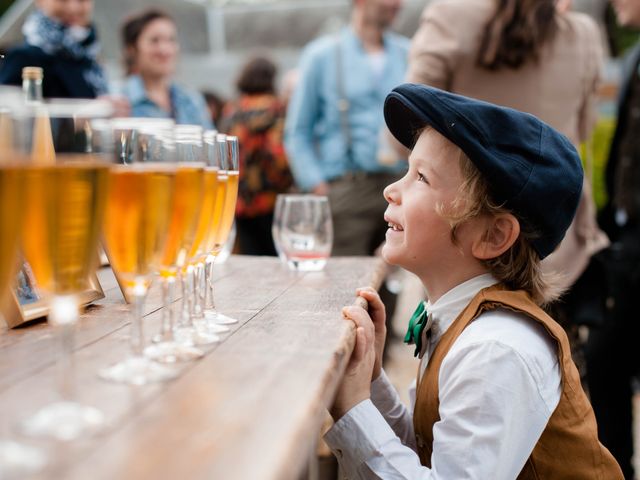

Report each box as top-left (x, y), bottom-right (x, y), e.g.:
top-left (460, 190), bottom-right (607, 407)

top-left (404, 301), bottom-right (430, 358)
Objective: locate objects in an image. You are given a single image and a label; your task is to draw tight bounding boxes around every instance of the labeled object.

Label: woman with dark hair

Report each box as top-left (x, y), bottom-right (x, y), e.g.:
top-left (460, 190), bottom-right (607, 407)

top-left (120, 8), bottom-right (212, 128)
top-left (0, 0), bottom-right (108, 98)
top-left (406, 0), bottom-right (609, 314)
top-left (221, 56), bottom-right (293, 255)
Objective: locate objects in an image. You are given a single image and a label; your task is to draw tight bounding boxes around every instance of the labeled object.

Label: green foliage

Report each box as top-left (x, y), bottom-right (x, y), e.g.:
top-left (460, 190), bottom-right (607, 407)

top-left (605, 4), bottom-right (640, 57)
top-left (580, 117), bottom-right (617, 210)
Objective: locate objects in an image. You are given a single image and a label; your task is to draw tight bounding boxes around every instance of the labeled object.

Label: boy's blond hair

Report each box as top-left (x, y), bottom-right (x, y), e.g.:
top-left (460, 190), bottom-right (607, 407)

top-left (430, 128), bottom-right (565, 306)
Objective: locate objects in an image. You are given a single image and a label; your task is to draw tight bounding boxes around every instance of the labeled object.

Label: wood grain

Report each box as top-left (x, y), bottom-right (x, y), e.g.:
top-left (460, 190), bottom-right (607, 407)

top-left (0, 255), bottom-right (384, 480)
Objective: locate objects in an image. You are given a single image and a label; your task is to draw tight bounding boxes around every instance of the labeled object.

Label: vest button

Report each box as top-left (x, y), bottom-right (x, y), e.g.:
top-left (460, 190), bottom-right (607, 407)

top-left (416, 433), bottom-right (425, 448)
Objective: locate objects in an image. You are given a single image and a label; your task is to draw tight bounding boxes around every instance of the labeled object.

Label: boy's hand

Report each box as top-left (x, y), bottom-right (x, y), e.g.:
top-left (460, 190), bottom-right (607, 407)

top-left (356, 287), bottom-right (386, 381)
top-left (330, 305), bottom-right (376, 421)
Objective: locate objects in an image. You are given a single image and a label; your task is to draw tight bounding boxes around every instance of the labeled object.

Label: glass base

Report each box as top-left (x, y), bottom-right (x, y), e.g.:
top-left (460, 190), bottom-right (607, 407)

top-left (173, 326), bottom-right (220, 346)
top-left (204, 311), bottom-right (238, 325)
top-left (0, 440), bottom-right (47, 479)
top-left (286, 257), bottom-right (327, 272)
top-left (200, 322), bottom-right (229, 334)
top-left (99, 356), bottom-right (178, 385)
top-left (21, 401), bottom-right (104, 441)
top-left (144, 342), bottom-right (204, 364)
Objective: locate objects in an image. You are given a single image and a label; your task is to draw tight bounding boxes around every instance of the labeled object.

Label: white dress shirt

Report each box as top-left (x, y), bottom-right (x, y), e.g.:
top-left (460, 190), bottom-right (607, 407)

top-left (325, 274), bottom-right (562, 479)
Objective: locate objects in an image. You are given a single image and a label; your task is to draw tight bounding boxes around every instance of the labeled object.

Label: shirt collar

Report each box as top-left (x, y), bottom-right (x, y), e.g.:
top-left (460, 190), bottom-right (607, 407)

top-left (344, 25), bottom-right (393, 53)
top-left (125, 74), bottom-right (179, 107)
top-left (425, 274), bottom-right (499, 344)
top-left (125, 75), bottom-right (148, 105)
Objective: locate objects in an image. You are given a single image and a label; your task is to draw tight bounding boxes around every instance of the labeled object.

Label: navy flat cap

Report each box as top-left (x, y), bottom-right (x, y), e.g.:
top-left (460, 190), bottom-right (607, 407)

top-left (384, 83), bottom-right (583, 259)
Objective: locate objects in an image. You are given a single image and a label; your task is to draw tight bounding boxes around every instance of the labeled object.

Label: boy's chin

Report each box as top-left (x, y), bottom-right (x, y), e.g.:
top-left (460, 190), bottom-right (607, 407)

top-left (381, 243), bottom-right (401, 266)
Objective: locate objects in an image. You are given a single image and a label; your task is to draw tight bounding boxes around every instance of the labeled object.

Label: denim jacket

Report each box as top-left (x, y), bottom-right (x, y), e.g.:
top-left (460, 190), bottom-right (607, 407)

top-left (122, 75), bottom-right (213, 129)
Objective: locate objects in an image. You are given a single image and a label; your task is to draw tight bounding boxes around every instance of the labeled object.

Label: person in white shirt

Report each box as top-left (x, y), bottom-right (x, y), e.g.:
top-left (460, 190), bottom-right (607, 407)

top-left (324, 83), bottom-right (623, 479)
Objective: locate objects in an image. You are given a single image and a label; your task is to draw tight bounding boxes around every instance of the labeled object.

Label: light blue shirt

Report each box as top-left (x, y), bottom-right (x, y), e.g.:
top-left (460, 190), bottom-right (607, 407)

top-left (122, 75), bottom-right (213, 129)
top-left (284, 27), bottom-right (409, 191)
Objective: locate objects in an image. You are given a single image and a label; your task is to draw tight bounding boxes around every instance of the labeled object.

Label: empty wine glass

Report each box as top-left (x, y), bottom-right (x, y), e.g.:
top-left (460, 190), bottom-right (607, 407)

top-left (272, 194), bottom-right (287, 264)
top-left (279, 195), bottom-right (333, 272)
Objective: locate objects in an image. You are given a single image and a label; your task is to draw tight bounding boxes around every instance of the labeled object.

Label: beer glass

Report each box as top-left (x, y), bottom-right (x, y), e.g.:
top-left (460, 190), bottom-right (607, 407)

top-left (15, 99), bottom-right (112, 440)
top-left (0, 100), bottom-right (47, 476)
top-left (98, 118), bottom-right (180, 384)
top-left (203, 135), bottom-right (240, 326)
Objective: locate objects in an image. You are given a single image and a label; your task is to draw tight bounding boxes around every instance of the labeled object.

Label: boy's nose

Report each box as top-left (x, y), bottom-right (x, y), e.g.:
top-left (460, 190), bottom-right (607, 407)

top-left (383, 182), bottom-right (398, 204)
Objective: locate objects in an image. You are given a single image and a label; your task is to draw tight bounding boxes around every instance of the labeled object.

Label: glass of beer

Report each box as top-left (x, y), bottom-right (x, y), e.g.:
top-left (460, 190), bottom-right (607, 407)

top-left (202, 135), bottom-right (240, 326)
top-left (14, 99), bottom-right (112, 440)
top-left (0, 101), bottom-right (47, 476)
top-left (98, 118), bottom-right (180, 384)
top-left (146, 124), bottom-right (219, 363)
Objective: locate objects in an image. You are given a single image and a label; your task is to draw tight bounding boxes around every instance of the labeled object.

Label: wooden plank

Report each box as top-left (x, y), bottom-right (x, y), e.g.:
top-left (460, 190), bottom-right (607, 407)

top-left (0, 256), bottom-right (383, 480)
top-left (0, 257), bottom-right (264, 391)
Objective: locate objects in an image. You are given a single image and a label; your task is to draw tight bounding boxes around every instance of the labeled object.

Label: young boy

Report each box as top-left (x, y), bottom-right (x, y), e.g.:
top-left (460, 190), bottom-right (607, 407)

top-left (325, 84), bottom-right (623, 479)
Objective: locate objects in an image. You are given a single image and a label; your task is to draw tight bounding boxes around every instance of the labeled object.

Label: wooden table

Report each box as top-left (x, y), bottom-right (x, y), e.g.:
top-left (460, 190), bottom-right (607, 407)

top-left (0, 255), bottom-right (384, 480)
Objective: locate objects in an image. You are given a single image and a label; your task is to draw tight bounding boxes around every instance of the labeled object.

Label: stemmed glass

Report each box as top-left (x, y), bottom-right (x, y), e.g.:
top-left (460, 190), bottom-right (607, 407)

top-left (98, 118), bottom-right (180, 385)
top-left (279, 195), bottom-right (333, 271)
top-left (161, 125), bottom-right (221, 349)
top-left (185, 130), bottom-right (230, 337)
top-left (271, 194), bottom-right (287, 264)
top-left (15, 99), bottom-right (112, 440)
top-left (0, 102), bottom-right (47, 476)
top-left (203, 135), bottom-right (240, 326)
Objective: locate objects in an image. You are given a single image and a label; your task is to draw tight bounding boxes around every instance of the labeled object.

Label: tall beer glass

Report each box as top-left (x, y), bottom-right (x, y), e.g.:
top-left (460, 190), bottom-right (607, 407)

top-left (98, 118), bottom-right (179, 385)
top-left (0, 100), bottom-right (47, 476)
top-left (15, 99), bottom-right (112, 440)
top-left (203, 135), bottom-right (240, 326)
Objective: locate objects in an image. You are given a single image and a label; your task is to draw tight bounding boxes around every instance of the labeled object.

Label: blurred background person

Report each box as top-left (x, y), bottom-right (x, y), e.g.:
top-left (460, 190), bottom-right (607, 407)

top-left (120, 8), bottom-right (212, 128)
top-left (585, 1), bottom-right (640, 477)
top-left (202, 90), bottom-right (226, 129)
top-left (221, 55), bottom-right (293, 256)
top-left (285, 0), bottom-right (409, 257)
top-left (0, 0), bottom-right (108, 98)
top-left (279, 68), bottom-right (299, 109)
top-left (404, 0), bottom-right (609, 362)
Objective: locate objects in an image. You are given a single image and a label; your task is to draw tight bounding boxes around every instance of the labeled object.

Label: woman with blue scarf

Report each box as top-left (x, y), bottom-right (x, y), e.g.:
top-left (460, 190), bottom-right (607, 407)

top-left (0, 0), bottom-right (108, 98)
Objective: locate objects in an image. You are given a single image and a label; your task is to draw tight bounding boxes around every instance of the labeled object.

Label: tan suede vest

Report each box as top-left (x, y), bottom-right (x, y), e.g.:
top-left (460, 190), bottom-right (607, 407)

top-left (413, 285), bottom-right (623, 479)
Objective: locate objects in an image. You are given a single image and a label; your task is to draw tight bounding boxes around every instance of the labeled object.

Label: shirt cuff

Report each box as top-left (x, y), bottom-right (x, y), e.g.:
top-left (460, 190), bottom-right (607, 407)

top-left (325, 399), bottom-right (400, 470)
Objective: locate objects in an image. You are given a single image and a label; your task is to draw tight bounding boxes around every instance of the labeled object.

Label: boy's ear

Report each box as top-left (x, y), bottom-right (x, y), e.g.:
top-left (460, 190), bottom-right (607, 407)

top-left (471, 213), bottom-right (520, 260)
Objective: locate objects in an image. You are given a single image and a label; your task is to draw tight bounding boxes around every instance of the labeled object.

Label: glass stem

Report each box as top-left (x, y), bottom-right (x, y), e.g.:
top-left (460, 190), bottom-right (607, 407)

top-left (205, 255), bottom-right (217, 313)
top-left (167, 276), bottom-right (175, 333)
top-left (130, 288), bottom-right (147, 358)
top-left (179, 269), bottom-right (193, 328)
top-left (192, 263), bottom-right (204, 320)
top-left (159, 275), bottom-right (176, 341)
top-left (49, 295), bottom-right (79, 402)
top-left (58, 323), bottom-right (74, 401)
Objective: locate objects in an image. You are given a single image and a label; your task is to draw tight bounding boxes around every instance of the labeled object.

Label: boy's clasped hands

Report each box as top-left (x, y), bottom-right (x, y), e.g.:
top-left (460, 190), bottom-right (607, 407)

top-left (330, 287), bottom-right (386, 421)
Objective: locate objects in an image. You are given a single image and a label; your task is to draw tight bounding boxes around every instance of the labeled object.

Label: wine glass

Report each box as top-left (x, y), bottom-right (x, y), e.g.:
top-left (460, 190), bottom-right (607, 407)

top-left (15, 99), bottom-right (112, 440)
top-left (279, 195), bottom-right (333, 271)
top-left (0, 101), bottom-right (47, 477)
top-left (272, 194), bottom-right (287, 264)
top-left (97, 118), bottom-right (180, 385)
top-left (203, 135), bottom-right (240, 326)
